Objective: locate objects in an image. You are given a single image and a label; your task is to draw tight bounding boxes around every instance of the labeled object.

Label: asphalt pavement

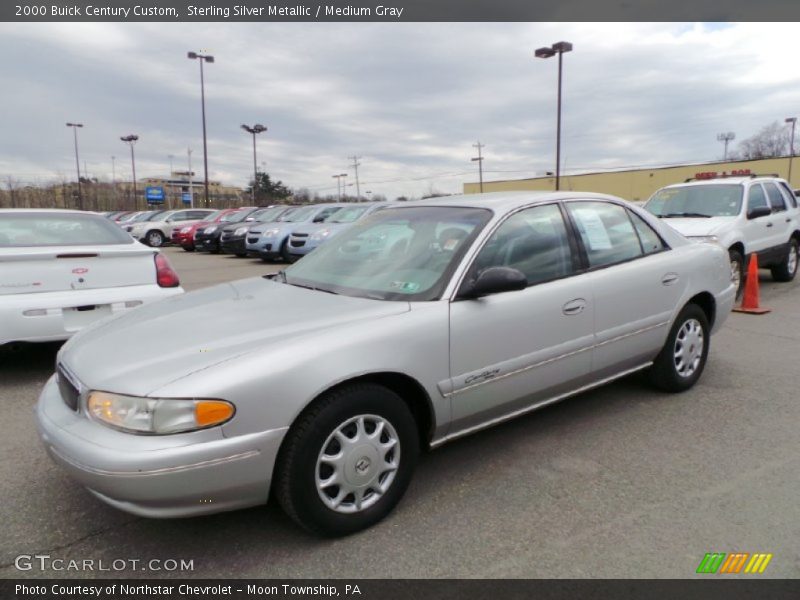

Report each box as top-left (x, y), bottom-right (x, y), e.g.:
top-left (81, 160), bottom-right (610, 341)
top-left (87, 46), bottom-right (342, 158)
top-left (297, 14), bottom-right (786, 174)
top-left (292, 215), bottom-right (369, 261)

top-left (1, 247), bottom-right (798, 578)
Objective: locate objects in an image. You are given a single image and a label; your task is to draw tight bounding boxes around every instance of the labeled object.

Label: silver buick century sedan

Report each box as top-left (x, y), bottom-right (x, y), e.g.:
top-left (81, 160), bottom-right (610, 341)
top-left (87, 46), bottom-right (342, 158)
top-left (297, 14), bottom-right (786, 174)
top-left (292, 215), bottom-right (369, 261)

top-left (36, 192), bottom-right (735, 536)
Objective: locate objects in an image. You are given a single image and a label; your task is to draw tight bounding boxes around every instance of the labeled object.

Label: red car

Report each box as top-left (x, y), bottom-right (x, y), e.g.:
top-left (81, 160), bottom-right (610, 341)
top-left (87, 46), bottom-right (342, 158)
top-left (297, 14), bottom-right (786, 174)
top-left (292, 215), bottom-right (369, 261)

top-left (171, 208), bottom-right (242, 251)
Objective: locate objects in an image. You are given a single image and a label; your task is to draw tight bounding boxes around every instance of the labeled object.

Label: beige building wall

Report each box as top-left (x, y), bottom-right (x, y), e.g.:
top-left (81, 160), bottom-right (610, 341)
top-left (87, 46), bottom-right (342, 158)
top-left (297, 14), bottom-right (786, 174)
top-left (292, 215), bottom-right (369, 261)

top-left (463, 157), bottom-right (798, 202)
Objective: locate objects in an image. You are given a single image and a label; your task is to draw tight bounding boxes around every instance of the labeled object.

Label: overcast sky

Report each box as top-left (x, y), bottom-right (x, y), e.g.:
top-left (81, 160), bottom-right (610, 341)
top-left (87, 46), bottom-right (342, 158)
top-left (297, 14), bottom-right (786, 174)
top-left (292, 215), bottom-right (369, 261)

top-left (2, 22), bottom-right (799, 199)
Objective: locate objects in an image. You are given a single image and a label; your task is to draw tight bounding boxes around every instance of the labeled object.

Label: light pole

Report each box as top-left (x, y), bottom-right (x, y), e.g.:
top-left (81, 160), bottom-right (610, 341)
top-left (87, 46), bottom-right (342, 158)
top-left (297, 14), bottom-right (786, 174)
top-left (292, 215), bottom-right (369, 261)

top-left (332, 173), bottom-right (347, 200)
top-left (535, 41), bottom-right (573, 191)
top-left (785, 118), bottom-right (797, 184)
top-left (241, 124), bottom-right (267, 203)
top-left (349, 156), bottom-right (362, 200)
top-left (66, 122), bottom-right (84, 209)
top-left (187, 51), bottom-right (214, 207)
top-left (716, 132), bottom-right (735, 161)
top-left (471, 141), bottom-right (485, 193)
top-left (120, 135), bottom-right (139, 210)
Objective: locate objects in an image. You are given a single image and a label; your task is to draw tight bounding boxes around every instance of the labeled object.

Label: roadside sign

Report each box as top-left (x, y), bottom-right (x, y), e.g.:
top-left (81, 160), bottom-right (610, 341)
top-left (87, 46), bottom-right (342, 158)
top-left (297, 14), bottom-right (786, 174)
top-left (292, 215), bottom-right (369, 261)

top-left (181, 193), bottom-right (192, 204)
top-left (145, 186), bottom-right (165, 204)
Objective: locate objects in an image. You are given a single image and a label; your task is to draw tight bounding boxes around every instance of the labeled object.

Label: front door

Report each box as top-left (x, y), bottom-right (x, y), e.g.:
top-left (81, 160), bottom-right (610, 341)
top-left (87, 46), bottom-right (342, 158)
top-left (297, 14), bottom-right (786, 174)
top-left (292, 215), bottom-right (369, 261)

top-left (448, 203), bottom-right (594, 433)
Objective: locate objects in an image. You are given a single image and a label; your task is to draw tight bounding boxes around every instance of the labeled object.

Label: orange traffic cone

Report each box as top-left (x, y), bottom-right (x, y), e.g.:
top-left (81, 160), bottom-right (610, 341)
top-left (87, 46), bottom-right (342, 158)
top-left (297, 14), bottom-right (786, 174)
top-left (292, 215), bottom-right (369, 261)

top-left (733, 254), bottom-right (771, 314)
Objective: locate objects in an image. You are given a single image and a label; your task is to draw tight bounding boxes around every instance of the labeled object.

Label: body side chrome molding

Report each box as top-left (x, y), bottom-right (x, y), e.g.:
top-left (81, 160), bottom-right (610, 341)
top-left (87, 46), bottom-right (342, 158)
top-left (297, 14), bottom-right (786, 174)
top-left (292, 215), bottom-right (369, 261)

top-left (431, 362), bottom-right (653, 449)
top-left (446, 320), bottom-right (668, 398)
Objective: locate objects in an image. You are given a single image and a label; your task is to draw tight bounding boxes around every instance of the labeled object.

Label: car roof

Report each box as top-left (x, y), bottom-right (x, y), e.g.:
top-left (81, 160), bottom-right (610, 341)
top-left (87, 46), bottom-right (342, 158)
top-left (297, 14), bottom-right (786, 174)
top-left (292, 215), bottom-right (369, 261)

top-left (662, 176), bottom-right (788, 189)
top-left (380, 191), bottom-right (626, 215)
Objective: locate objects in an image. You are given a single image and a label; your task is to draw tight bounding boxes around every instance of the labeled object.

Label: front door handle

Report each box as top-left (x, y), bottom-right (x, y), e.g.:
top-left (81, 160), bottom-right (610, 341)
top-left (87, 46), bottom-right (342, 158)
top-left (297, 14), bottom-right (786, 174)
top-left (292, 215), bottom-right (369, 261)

top-left (766, 222), bottom-right (774, 228)
top-left (562, 298), bottom-right (586, 315)
top-left (662, 272), bottom-right (679, 286)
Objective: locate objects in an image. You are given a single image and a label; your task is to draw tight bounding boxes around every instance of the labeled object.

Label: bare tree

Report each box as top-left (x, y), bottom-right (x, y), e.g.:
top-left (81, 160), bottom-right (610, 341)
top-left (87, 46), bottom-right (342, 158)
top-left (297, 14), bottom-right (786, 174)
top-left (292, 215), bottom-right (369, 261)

top-left (735, 121), bottom-right (791, 160)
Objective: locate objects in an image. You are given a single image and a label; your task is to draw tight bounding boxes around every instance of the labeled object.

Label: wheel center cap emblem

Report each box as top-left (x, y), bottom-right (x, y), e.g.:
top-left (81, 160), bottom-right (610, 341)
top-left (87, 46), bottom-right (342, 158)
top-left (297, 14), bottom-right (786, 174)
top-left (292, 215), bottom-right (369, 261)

top-left (355, 457), bottom-right (371, 474)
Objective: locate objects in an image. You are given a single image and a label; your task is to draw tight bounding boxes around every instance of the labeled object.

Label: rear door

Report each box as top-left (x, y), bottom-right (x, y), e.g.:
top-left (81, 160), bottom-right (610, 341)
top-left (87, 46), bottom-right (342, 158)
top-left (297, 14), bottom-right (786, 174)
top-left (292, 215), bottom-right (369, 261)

top-left (741, 183), bottom-right (774, 254)
top-left (762, 181), bottom-right (793, 252)
top-left (563, 200), bottom-right (686, 377)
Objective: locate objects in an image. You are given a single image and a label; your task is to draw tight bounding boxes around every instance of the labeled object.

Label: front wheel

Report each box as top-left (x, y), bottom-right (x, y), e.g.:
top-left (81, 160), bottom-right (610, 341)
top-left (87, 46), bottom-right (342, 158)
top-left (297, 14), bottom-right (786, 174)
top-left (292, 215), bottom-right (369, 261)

top-left (647, 303), bottom-right (710, 393)
top-left (274, 383), bottom-right (419, 536)
top-left (728, 249), bottom-right (744, 300)
top-left (770, 238), bottom-right (799, 282)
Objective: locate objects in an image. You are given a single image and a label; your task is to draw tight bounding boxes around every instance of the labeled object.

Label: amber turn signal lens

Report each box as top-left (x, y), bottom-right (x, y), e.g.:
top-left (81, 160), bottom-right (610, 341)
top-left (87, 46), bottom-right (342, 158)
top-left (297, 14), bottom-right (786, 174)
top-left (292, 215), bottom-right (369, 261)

top-left (195, 400), bottom-right (235, 427)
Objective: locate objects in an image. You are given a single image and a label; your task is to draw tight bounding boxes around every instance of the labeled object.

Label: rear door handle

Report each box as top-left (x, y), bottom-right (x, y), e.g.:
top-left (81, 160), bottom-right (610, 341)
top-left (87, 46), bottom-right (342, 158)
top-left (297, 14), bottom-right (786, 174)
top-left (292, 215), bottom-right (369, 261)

top-left (562, 298), bottom-right (586, 315)
top-left (661, 272), bottom-right (679, 286)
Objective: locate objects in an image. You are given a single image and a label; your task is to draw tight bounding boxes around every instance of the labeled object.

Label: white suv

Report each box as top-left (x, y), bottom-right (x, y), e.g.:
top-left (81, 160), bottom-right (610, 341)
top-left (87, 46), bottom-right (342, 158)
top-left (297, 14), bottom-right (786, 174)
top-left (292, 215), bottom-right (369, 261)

top-left (125, 209), bottom-right (214, 247)
top-left (644, 175), bottom-right (800, 296)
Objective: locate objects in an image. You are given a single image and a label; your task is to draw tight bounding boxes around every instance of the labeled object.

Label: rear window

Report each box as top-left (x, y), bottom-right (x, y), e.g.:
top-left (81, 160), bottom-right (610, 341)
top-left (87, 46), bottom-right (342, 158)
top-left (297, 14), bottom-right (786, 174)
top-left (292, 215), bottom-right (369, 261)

top-left (0, 213), bottom-right (134, 247)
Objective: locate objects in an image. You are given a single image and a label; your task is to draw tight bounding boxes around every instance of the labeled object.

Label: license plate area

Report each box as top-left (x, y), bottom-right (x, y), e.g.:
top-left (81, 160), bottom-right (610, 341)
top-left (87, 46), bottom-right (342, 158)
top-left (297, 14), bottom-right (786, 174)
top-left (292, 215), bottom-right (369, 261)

top-left (63, 304), bottom-right (112, 331)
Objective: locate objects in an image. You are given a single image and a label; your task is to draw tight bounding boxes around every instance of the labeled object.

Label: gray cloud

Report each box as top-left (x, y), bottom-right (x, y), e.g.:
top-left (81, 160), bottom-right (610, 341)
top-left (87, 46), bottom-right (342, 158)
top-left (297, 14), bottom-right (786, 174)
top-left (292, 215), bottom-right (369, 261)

top-left (1, 22), bottom-right (799, 199)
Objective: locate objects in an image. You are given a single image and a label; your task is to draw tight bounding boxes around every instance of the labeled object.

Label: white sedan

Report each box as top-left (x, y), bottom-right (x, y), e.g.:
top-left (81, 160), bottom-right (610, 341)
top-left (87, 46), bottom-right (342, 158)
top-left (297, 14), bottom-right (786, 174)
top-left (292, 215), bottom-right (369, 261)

top-left (0, 209), bottom-right (183, 345)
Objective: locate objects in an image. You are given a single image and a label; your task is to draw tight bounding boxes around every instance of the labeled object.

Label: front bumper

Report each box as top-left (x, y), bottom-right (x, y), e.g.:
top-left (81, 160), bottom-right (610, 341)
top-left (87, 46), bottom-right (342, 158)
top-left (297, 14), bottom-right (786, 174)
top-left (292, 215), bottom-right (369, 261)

top-left (194, 234), bottom-right (221, 251)
top-left (36, 375), bottom-right (287, 518)
top-left (220, 237), bottom-right (247, 254)
top-left (0, 285), bottom-right (183, 345)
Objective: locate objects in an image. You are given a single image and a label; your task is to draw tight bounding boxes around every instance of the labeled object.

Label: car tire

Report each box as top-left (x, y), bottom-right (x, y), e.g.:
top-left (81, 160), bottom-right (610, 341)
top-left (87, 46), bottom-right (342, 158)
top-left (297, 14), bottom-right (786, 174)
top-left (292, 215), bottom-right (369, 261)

top-left (770, 238), bottom-right (799, 282)
top-left (146, 230), bottom-right (165, 248)
top-left (728, 249), bottom-right (744, 300)
top-left (647, 303), bottom-right (710, 393)
top-left (274, 383), bottom-right (419, 537)
top-left (280, 239), bottom-right (292, 262)
top-left (210, 241), bottom-right (221, 254)
top-left (235, 252), bottom-right (247, 258)
top-left (182, 246), bottom-right (195, 252)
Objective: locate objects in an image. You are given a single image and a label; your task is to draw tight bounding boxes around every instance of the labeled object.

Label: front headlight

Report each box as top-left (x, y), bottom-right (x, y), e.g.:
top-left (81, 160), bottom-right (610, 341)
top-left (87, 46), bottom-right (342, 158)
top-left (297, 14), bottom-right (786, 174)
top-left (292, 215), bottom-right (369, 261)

top-left (234, 226), bottom-right (249, 236)
top-left (204, 225), bottom-right (218, 234)
top-left (180, 226), bottom-right (192, 233)
top-left (311, 229), bottom-right (331, 241)
top-left (264, 228), bottom-right (280, 237)
top-left (87, 391), bottom-right (235, 434)
top-left (688, 235), bottom-right (720, 244)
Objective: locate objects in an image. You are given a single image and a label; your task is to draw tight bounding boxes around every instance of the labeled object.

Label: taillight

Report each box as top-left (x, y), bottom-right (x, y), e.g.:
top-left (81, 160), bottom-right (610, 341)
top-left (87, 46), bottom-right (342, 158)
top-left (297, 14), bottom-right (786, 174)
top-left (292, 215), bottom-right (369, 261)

top-left (154, 253), bottom-right (180, 288)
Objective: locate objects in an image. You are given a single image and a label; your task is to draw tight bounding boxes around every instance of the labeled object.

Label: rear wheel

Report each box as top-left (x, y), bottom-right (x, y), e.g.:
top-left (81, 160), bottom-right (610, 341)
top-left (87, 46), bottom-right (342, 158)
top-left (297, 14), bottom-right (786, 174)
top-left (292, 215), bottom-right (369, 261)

top-left (182, 245), bottom-right (195, 252)
top-left (275, 383), bottom-right (419, 537)
top-left (647, 303), bottom-right (710, 393)
top-left (145, 230), bottom-right (165, 247)
top-left (770, 238), bottom-right (799, 282)
top-left (728, 249), bottom-right (744, 299)
top-left (235, 252), bottom-right (247, 258)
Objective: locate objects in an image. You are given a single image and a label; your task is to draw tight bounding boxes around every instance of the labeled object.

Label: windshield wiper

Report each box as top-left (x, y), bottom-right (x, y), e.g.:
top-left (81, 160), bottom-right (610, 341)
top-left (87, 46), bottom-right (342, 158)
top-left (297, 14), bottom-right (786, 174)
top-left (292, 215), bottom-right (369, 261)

top-left (658, 212), bottom-right (712, 218)
top-left (288, 282), bottom-right (339, 295)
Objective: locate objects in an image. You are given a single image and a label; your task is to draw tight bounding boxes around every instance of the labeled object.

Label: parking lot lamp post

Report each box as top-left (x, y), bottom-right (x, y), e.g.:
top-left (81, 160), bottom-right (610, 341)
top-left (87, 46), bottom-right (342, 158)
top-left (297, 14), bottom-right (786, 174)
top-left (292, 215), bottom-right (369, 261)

top-left (66, 123), bottom-right (84, 209)
top-left (535, 41), bottom-right (573, 191)
top-left (786, 118), bottom-right (797, 184)
top-left (120, 135), bottom-right (139, 210)
top-left (187, 51), bottom-right (214, 207)
top-left (241, 124), bottom-right (267, 202)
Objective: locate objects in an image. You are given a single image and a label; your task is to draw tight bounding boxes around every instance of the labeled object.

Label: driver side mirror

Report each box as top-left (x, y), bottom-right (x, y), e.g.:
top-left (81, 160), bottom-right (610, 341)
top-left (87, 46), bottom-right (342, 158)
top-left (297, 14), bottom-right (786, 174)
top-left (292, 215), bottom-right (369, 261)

top-left (747, 206), bottom-right (771, 220)
top-left (313, 216), bottom-right (326, 223)
top-left (459, 266), bottom-right (527, 299)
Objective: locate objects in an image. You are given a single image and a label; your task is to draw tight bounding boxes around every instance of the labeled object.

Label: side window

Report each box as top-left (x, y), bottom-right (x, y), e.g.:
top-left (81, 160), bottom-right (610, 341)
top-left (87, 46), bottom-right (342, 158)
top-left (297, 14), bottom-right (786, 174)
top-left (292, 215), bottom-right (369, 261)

top-left (470, 204), bottom-right (574, 286)
top-left (778, 181), bottom-right (798, 208)
top-left (629, 210), bottom-right (666, 255)
top-left (188, 210), bottom-right (211, 219)
top-left (566, 201), bottom-right (643, 268)
top-left (763, 182), bottom-right (787, 212)
top-left (747, 184), bottom-right (769, 212)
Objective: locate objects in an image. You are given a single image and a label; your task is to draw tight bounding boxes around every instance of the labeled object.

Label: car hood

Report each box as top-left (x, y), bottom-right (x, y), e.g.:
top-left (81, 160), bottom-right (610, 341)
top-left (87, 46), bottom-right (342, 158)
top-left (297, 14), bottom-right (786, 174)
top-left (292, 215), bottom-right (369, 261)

top-left (60, 277), bottom-right (410, 396)
top-left (660, 216), bottom-right (735, 237)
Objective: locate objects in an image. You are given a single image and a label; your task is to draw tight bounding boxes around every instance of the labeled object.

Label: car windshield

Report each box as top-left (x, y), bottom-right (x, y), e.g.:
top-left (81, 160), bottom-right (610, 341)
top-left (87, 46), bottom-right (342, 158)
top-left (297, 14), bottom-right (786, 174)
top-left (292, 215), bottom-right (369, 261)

top-left (249, 207), bottom-right (285, 222)
top-left (645, 184), bottom-right (743, 217)
top-left (328, 206), bottom-right (370, 223)
top-left (0, 213), bottom-right (134, 247)
top-left (282, 205), bottom-right (320, 223)
top-left (222, 210), bottom-right (250, 223)
top-left (283, 206), bottom-right (492, 301)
